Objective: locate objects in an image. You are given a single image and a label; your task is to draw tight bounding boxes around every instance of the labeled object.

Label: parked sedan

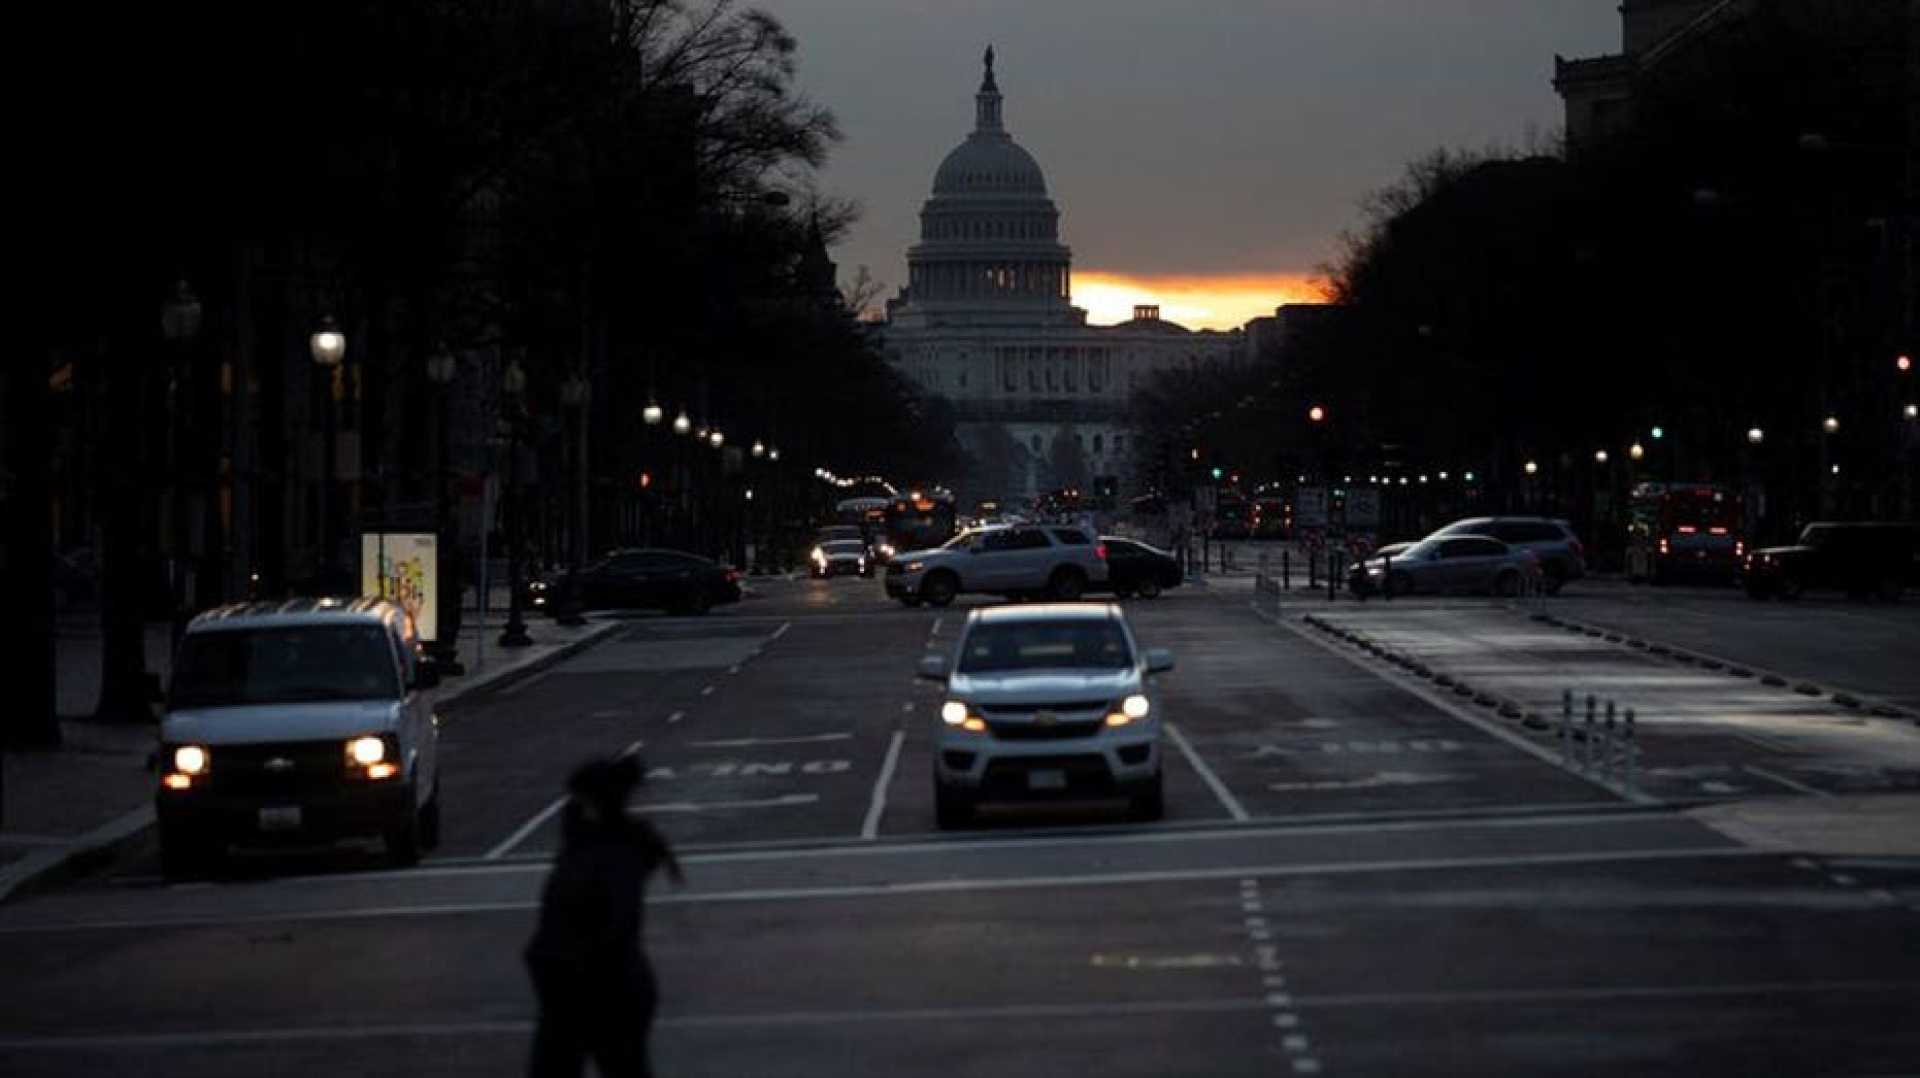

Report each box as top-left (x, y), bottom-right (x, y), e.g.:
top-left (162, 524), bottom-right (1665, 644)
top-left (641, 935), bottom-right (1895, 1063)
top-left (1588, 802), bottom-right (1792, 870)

top-left (1093, 536), bottom-right (1183, 599)
top-left (529, 549), bottom-right (742, 616)
top-left (1428, 516), bottom-right (1586, 593)
top-left (1348, 536), bottom-right (1539, 597)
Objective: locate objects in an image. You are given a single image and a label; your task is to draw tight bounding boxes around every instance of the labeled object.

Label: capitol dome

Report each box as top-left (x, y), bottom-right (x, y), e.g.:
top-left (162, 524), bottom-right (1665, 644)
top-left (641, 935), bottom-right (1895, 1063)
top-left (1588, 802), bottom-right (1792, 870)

top-left (902, 47), bottom-right (1074, 318)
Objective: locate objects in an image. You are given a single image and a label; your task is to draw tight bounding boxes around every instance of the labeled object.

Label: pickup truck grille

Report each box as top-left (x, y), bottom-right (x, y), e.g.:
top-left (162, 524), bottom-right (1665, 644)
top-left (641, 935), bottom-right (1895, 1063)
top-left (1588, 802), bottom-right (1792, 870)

top-left (988, 720), bottom-right (1103, 741)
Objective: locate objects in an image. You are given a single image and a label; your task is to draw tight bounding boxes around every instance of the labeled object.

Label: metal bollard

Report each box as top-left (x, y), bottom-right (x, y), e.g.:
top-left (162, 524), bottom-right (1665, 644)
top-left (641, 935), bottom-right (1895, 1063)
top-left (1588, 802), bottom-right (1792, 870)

top-left (1560, 689), bottom-right (1573, 766)
top-left (1383, 554), bottom-right (1394, 601)
top-left (1584, 694), bottom-right (1598, 773)
top-left (1603, 700), bottom-right (1617, 781)
top-left (1327, 549), bottom-right (1340, 601)
top-left (1623, 708), bottom-right (1637, 796)
top-left (1282, 550), bottom-right (1291, 591)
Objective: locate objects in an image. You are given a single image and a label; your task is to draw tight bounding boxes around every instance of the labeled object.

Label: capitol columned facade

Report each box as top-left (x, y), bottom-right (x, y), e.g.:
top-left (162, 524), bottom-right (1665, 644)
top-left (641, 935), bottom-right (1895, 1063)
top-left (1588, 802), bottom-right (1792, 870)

top-left (880, 48), bottom-right (1247, 503)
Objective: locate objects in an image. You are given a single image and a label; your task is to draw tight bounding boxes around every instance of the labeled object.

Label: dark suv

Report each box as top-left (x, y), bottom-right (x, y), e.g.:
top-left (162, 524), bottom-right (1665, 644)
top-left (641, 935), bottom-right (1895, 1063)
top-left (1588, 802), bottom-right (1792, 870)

top-left (1743, 522), bottom-right (1917, 600)
top-left (1429, 517), bottom-right (1586, 593)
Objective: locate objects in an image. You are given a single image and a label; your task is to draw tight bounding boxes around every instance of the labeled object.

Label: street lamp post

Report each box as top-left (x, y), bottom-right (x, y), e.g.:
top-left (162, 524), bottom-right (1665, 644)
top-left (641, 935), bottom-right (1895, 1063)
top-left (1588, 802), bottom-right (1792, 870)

top-left (556, 371), bottom-right (591, 627)
top-left (499, 359), bottom-right (533, 647)
top-left (309, 316), bottom-right (348, 593)
top-left (161, 281), bottom-right (203, 644)
top-left (424, 344), bottom-right (462, 670)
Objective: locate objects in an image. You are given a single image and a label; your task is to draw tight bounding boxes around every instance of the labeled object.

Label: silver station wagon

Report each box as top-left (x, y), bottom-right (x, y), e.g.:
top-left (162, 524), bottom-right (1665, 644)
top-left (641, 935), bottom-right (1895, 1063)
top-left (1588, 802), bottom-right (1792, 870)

top-left (156, 598), bottom-right (443, 876)
top-left (918, 603), bottom-right (1173, 827)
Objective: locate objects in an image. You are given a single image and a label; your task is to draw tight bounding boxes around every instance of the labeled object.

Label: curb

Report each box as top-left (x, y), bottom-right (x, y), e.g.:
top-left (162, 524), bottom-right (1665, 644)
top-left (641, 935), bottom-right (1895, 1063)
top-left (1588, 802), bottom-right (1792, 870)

top-left (0, 619), bottom-right (626, 907)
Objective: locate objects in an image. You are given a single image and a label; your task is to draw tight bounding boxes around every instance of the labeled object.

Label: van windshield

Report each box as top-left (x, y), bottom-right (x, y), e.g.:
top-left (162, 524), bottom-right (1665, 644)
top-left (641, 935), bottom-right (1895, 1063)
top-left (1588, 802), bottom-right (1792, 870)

top-left (169, 625), bottom-right (402, 708)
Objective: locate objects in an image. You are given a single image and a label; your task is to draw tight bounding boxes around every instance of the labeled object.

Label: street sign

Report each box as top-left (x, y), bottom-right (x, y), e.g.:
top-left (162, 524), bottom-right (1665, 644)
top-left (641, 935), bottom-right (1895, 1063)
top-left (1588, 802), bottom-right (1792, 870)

top-left (1346, 487), bottom-right (1381, 528)
top-left (361, 532), bottom-right (438, 642)
top-left (1296, 486), bottom-right (1328, 528)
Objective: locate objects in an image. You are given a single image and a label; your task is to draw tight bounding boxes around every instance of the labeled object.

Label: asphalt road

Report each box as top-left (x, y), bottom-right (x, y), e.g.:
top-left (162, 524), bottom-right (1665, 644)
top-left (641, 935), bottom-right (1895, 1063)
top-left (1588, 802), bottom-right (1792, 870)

top-left (1, 578), bottom-right (1916, 1076)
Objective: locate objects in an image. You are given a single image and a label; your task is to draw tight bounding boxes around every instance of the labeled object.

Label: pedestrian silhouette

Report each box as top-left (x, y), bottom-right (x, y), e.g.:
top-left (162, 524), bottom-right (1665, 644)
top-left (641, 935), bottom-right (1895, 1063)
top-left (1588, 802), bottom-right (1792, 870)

top-left (526, 754), bottom-right (684, 1077)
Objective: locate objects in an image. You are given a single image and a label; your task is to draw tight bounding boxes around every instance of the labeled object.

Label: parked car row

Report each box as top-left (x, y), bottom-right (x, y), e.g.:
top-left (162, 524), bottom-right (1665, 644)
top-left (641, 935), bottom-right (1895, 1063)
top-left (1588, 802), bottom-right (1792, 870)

top-left (1348, 516), bottom-right (1585, 598)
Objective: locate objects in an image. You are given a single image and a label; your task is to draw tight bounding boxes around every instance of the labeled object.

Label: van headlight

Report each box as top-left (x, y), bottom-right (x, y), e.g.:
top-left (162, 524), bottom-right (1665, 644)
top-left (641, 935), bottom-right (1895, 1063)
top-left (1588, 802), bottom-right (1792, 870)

top-left (346, 736), bottom-right (387, 766)
top-left (172, 745), bottom-right (210, 775)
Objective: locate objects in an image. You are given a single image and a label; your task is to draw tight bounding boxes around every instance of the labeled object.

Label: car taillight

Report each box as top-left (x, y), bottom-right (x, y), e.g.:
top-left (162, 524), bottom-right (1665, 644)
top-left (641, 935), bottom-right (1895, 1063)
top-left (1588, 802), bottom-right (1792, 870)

top-left (725, 569), bottom-right (741, 583)
top-left (1095, 543), bottom-right (1108, 560)
top-left (1658, 538), bottom-right (1670, 555)
top-left (1677, 525), bottom-right (1698, 534)
top-left (1708, 526), bottom-right (1729, 536)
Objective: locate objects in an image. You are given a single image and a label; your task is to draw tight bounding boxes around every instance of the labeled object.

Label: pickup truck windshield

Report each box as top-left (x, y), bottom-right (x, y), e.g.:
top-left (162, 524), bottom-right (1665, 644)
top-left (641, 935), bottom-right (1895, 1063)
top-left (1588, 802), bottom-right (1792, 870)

top-left (169, 625), bottom-right (402, 708)
top-left (958, 620), bottom-right (1134, 673)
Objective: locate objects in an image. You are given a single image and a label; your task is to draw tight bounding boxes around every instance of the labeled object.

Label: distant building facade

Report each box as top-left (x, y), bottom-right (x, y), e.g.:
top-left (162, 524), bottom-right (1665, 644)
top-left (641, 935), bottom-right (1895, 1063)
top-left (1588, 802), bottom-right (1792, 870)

top-left (879, 49), bottom-right (1246, 501)
top-left (1552, 0), bottom-right (1741, 146)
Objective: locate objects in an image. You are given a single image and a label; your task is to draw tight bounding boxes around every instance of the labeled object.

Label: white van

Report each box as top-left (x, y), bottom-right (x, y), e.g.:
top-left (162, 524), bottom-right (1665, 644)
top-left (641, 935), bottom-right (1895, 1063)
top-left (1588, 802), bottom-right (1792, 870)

top-left (156, 598), bottom-right (442, 876)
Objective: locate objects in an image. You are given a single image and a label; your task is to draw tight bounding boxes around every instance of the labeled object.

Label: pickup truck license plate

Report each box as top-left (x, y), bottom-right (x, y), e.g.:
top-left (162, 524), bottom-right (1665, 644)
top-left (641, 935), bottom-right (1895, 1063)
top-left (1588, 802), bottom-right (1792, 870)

top-left (257, 806), bottom-right (303, 831)
top-left (1027, 769), bottom-right (1066, 791)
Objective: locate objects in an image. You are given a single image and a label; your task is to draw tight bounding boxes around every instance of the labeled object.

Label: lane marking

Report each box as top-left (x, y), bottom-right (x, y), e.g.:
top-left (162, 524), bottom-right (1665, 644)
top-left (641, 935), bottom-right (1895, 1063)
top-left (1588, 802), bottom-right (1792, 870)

top-left (1165, 721), bottom-right (1250, 822)
top-left (245, 805), bottom-right (1703, 883)
top-left (728, 665), bottom-right (741, 676)
top-left (768, 621), bottom-right (792, 642)
top-left (13, 980), bottom-right (1918, 1051)
top-left (667, 710), bottom-right (686, 724)
top-left (637, 793), bottom-right (820, 815)
top-left (861, 730), bottom-right (908, 840)
top-left (930, 616), bottom-right (945, 638)
top-left (690, 733), bottom-right (853, 748)
top-left (700, 685), bottom-right (716, 697)
top-left (484, 796), bottom-right (568, 860)
top-left (499, 670), bottom-right (551, 696)
top-left (0, 847), bottom-right (1770, 936)
top-left (0, 999), bottom-right (1270, 1051)
top-left (1733, 733), bottom-right (1795, 754)
top-left (1256, 605), bottom-right (1655, 805)
top-left (1742, 765), bottom-right (1836, 799)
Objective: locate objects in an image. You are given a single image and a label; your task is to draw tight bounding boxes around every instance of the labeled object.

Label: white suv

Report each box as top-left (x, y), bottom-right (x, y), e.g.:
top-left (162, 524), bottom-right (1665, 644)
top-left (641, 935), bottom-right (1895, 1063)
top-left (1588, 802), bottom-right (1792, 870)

top-left (885, 524), bottom-right (1110, 607)
top-left (917, 603), bottom-right (1173, 827)
top-left (156, 598), bottom-right (443, 876)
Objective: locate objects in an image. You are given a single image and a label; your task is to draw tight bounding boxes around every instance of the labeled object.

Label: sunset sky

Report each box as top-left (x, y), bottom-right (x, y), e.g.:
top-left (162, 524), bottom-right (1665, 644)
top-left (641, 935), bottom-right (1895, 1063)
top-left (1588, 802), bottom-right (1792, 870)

top-left (750, 0), bottom-right (1618, 330)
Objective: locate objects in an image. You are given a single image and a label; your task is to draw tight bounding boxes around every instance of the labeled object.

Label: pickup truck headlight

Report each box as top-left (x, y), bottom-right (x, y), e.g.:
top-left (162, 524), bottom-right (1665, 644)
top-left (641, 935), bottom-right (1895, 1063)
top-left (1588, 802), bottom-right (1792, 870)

top-left (1107, 694), bottom-right (1151, 726)
top-left (941, 701), bottom-right (986, 732)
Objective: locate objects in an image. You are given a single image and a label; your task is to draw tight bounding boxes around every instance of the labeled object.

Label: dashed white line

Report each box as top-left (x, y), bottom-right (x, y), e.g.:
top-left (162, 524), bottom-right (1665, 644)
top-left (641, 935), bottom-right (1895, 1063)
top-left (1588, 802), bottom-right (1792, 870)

top-left (667, 710), bottom-right (686, 724)
top-left (930, 616), bottom-right (945, 638)
top-left (1742, 765), bottom-right (1835, 799)
top-left (861, 730), bottom-right (908, 841)
top-left (768, 621), bottom-right (792, 643)
top-left (1165, 721), bottom-right (1250, 822)
top-left (1830, 873), bottom-right (1858, 887)
top-left (700, 685), bottom-right (716, 697)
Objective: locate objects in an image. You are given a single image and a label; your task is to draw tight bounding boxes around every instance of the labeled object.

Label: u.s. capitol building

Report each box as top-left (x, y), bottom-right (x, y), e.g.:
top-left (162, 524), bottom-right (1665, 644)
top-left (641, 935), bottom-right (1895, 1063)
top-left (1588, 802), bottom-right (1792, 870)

top-left (880, 49), bottom-right (1248, 502)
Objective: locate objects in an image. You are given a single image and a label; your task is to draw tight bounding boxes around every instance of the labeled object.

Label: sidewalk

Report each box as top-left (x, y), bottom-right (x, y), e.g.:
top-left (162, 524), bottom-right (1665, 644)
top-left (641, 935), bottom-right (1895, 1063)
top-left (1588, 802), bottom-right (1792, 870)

top-left (1, 604), bottom-right (624, 903)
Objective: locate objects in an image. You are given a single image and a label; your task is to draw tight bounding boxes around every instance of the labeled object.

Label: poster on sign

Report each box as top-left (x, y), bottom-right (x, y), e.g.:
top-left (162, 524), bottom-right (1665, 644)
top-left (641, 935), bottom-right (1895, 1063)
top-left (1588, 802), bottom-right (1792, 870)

top-left (361, 532), bottom-right (438, 642)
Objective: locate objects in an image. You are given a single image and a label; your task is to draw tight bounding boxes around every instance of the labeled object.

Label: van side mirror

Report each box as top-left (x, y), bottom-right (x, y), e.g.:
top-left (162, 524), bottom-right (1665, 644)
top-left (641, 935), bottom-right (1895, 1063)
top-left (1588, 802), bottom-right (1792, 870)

top-left (916, 654), bottom-right (950, 682)
top-left (1144, 648), bottom-right (1175, 675)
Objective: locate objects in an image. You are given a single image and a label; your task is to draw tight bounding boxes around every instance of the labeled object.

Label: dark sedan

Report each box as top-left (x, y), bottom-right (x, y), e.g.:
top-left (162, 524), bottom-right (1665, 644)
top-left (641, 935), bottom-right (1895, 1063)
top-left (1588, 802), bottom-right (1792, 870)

top-left (529, 549), bottom-right (742, 616)
top-left (1095, 536), bottom-right (1183, 599)
top-left (1744, 522), bottom-right (1917, 600)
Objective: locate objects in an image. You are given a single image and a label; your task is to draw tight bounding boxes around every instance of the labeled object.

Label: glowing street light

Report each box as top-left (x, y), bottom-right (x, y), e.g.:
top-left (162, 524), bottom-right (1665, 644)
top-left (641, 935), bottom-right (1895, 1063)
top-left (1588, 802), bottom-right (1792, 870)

top-left (1524, 460), bottom-right (1539, 476)
top-left (1629, 442), bottom-right (1646, 462)
top-left (643, 401), bottom-right (664, 426)
top-left (1307, 405), bottom-right (1326, 423)
top-left (673, 410), bottom-right (692, 436)
top-left (1822, 416), bottom-right (1840, 434)
top-left (1650, 426), bottom-right (1665, 441)
top-left (1899, 354), bottom-right (1912, 373)
top-left (1747, 427), bottom-right (1765, 445)
top-left (751, 439), bottom-right (766, 458)
top-left (1593, 450), bottom-right (1609, 464)
top-left (1906, 404), bottom-right (1918, 420)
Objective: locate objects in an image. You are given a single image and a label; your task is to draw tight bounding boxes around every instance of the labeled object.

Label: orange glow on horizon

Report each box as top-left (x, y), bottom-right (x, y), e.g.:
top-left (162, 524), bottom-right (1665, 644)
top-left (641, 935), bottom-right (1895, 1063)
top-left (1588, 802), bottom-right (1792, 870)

top-left (1073, 272), bottom-right (1330, 331)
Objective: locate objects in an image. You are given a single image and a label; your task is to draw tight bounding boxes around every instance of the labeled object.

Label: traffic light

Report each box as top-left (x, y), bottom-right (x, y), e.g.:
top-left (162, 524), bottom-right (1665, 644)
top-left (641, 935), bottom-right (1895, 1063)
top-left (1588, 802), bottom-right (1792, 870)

top-left (1211, 466), bottom-right (1224, 481)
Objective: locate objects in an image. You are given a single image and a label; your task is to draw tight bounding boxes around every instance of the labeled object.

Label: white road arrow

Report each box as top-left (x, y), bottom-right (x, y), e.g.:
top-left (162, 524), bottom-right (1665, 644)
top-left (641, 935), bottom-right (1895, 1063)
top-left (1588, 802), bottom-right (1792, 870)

top-left (1267, 771), bottom-right (1465, 792)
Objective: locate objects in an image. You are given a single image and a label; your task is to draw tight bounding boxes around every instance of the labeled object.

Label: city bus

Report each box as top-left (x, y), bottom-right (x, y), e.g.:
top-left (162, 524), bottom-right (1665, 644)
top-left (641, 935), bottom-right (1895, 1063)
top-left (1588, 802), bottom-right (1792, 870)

top-left (882, 489), bottom-right (958, 555)
top-left (1625, 482), bottom-right (1744, 584)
